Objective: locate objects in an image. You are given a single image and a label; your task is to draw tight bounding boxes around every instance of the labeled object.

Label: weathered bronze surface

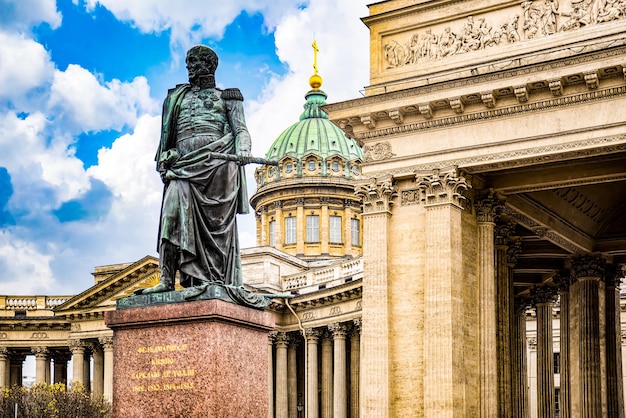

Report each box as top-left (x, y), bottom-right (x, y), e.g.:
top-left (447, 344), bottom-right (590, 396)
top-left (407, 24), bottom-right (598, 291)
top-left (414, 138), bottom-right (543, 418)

top-left (135, 45), bottom-right (269, 308)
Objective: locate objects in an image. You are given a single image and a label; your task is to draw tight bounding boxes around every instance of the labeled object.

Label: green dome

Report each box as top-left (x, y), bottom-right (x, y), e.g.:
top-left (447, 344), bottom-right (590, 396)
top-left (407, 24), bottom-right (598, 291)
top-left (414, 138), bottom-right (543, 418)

top-left (266, 89), bottom-right (363, 163)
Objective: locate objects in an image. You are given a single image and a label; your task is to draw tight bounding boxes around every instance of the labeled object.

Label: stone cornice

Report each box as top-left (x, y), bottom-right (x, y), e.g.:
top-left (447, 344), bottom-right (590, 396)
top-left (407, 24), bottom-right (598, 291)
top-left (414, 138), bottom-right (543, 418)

top-left (348, 84), bottom-right (626, 141)
top-left (359, 133), bottom-right (626, 179)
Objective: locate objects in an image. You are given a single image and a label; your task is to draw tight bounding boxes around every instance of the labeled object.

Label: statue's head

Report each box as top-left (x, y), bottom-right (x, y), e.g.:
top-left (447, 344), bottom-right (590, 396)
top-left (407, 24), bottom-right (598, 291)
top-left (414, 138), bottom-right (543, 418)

top-left (186, 45), bottom-right (219, 84)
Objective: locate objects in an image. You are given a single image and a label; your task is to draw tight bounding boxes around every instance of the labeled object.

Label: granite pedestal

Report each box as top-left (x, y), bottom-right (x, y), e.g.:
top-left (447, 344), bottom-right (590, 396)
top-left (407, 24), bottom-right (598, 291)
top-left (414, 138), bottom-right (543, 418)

top-left (105, 296), bottom-right (274, 418)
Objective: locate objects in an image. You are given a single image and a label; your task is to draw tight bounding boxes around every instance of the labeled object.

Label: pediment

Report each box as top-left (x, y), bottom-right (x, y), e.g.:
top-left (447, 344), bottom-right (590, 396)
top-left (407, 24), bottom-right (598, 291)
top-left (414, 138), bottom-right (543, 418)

top-left (54, 255), bottom-right (160, 316)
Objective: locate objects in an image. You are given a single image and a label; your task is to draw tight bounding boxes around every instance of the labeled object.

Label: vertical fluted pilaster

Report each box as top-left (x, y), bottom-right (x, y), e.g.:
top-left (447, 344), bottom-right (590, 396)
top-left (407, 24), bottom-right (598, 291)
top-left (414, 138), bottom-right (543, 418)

top-left (605, 265), bottom-right (625, 418)
top-left (554, 272), bottom-right (571, 418)
top-left (350, 319), bottom-right (361, 418)
top-left (288, 338), bottom-right (299, 418)
top-left (321, 333), bottom-right (333, 418)
top-left (268, 332), bottom-right (276, 418)
top-left (512, 298), bottom-right (530, 418)
top-left (330, 323), bottom-right (347, 418)
top-left (495, 221), bottom-right (515, 418)
top-left (92, 344), bottom-right (104, 396)
top-left (475, 191), bottom-right (504, 417)
top-left (571, 255), bottom-right (605, 417)
top-left (305, 328), bottom-right (320, 418)
top-left (354, 176), bottom-right (396, 418)
top-left (417, 169), bottom-right (470, 416)
top-left (532, 286), bottom-right (557, 418)
top-left (0, 348), bottom-right (8, 389)
top-left (100, 337), bottom-right (113, 402)
top-left (276, 332), bottom-right (290, 418)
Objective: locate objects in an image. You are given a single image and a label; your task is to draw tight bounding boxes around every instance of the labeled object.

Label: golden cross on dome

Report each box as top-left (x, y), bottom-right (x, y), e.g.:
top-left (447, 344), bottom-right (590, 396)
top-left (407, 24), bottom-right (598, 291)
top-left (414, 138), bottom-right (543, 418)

top-left (312, 40), bottom-right (319, 75)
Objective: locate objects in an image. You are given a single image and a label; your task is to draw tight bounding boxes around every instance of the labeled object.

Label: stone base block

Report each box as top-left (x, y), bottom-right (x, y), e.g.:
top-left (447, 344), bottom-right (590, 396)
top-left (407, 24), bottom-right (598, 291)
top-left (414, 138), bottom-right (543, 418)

top-left (105, 298), bottom-right (274, 418)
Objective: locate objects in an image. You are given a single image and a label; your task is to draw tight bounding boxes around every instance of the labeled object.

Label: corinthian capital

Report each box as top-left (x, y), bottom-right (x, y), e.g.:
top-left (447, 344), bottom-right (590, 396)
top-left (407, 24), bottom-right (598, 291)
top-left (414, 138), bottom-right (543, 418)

top-left (570, 254), bottom-right (606, 283)
top-left (475, 189), bottom-right (505, 223)
top-left (416, 167), bottom-right (470, 208)
top-left (354, 175), bottom-right (397, 214)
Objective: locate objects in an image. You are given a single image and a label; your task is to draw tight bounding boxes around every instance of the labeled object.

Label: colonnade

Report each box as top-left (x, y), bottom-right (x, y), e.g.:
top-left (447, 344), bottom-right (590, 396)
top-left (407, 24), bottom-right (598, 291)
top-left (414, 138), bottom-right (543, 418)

top-left (268, 319), bottom-right (361, 418)
top-left (509, 257), bottom-right (625, 417)
top-left (0, 336), bottom-right (113, 400)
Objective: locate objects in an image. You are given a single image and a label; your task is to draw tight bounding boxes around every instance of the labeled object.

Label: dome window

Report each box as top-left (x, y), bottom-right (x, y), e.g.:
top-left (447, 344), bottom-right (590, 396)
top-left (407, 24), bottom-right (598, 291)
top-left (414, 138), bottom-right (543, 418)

top-left (351, 165), bottom-right (360, 176)
top-left (331, 161), bottom-right (340, 172)
top-left (285, 162), bottom-right (294, 174)
top-left (268, 167), bottom-right (276, 178)
top-left (308, 160), bottom-right (317, 171)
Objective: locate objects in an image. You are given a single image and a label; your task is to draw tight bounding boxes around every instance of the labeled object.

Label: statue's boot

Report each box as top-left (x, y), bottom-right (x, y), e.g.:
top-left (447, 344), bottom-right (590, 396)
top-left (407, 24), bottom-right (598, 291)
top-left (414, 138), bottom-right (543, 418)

top-left (135, 243), bottom-right (177, 295)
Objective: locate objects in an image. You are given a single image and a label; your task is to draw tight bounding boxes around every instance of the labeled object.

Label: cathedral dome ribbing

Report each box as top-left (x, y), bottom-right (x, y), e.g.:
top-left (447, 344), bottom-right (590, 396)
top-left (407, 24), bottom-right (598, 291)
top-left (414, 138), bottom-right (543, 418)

top-left (259, 88), bottom-right (363, 185)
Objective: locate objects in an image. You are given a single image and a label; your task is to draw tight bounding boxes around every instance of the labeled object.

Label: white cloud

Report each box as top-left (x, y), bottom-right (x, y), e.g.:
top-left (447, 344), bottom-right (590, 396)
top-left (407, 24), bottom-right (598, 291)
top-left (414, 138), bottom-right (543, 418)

top-left (0, 230), bottom-right (55, 294)
top-left (87, 113), bottom-right (163, 210)
top-left (78, 0), bottom-right (312, 50)
top-left (0, 31), bottom-right (54, 100)
top-left (0, 111), bottom-right (90, 206)
top-left (48, 65), bottom-right (158, 133)
top-left (0, 0), bottom-right (62, 31)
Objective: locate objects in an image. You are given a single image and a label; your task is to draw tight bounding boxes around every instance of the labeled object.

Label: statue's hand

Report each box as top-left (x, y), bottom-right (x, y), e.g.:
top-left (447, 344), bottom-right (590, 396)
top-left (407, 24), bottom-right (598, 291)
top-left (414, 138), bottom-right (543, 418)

top-left (237, 150), bottom-right (253, 165)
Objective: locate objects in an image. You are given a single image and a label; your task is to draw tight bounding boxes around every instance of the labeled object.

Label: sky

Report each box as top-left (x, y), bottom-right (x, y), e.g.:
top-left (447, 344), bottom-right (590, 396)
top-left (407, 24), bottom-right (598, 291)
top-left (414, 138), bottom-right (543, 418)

top-left (0, 0), bottom-right (370, 296)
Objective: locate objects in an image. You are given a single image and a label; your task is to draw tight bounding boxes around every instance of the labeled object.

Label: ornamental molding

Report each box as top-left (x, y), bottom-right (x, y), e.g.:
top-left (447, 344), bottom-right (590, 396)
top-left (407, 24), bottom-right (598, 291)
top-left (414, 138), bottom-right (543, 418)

top-left (354, 85), bottom-right (626, 140)
top-left (416, 167), bottom-right (470, 208)
top-left (363, 141), bottom-right (396, 162)
top-left (325, 43), bottom-right (626, 115)
top-left (502, 205), bottom-right (588, 254)
top-left (362, 133), bottom-right (626, 179)
top-left (381, 1), bottom-right (623, 70)
top-left (354, 175), bottom-right (397, 214)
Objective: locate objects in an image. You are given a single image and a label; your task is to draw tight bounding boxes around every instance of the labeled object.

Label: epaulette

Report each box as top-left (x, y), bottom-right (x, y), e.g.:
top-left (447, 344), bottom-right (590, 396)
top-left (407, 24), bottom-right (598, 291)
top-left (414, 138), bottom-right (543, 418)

top-left (222, 88), bottom-right (244, 101)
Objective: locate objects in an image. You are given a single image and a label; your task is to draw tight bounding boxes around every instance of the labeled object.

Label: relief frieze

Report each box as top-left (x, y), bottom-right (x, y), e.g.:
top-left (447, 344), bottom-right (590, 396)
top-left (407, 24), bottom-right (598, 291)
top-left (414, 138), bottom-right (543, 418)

top-left (363, 141), bottom-right (395, 162)
top-left (383, 0), bottom-right (626, 69)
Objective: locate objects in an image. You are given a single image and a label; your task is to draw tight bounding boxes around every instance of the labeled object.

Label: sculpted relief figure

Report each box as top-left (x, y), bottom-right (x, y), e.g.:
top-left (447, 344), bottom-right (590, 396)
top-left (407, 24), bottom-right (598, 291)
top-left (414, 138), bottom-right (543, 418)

top-left (383, 0), bottom-right (624, 69)
top-left (136, 45), bottom-right (269, 308)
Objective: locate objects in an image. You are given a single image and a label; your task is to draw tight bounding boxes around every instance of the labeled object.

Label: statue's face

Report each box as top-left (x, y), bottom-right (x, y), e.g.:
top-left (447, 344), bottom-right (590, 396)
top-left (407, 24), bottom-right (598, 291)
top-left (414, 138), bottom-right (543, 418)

top-left (186, 53), bottom-right (211, 83)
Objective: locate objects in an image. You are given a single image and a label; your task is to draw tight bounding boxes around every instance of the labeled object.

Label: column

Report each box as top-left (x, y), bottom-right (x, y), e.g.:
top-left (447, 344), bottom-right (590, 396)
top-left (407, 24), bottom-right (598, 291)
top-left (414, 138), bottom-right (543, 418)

top-left (83, 348), bottom-right (91, 393)
top-left (512, 298), bottom-right (530, 418)
top-left (570, 255), bottom-right (604, 417)
top-left (343, 203), bottom-right (353, 254)
top-left (258, 205), bottom-right (267, 246)
top-left (605, 265), bottom-right (625, 418)
top-left (320, 197), bottom-right (329, 255)
top-left (418, 170), bottom-right (471, 415)
top-left (100, 337), bottom-right (114, 401)
top-left (305, 328), bottom-right (320, 418)
top-left (0, 347), bottom-right (8, 389)
top-left (296, 199), bottom-right (304, 255)
top-left (330, 323), bottom-right (347, 418)
top-left (9, 354), bottom-right (24, 387)
top-left (354, 176), bottom-right (395, 418)
top-left (275, 202), bottom-right (284, 251)
top-left (53, 354), bottom-right (69, 385)
top-left (92, 343), bottom-right (104, 397)
top-left (475, 190), bottom-right (504, 417)
top-left (554, 272), bottom-right (571, 418)
top-left (495, 220), bottom-right (515, 418)
top-left (276, 332), bottom-right (289, 418)
top-left (532, 286), bottom-right (557, 418)
top-left (527, 337), bottom-right (538, 417)
top-left (288, 336), bottom-right (299, 418)
top-left (268, 332), bottom-right (276, 418)
top-left (320, 332), bottom-right (332, 418)
top-left (350, 319), bottom-right (361, 418)
top-left (32, 346), bottom-right (49, 385)
top-left (69, 340), bottom-right (85, 387)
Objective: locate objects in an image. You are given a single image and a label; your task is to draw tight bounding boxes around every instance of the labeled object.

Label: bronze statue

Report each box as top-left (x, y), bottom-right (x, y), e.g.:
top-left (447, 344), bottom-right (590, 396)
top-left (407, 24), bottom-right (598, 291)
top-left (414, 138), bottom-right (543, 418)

top-left (136, 45), bottom-right (270, 307)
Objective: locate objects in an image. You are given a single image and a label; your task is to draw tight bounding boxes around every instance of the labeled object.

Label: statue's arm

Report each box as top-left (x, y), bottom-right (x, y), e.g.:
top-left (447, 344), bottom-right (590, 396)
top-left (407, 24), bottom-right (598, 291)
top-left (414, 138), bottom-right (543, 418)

top-left (224, 88), bottom-right (252, 156)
